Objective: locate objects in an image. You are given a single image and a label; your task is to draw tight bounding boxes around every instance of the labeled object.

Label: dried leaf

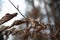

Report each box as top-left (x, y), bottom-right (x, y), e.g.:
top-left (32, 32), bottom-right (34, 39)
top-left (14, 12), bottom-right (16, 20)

top-left (0, 13), bottom-right (18, 25)
top-left (10, 20), bottom-right (26, 28)
top-left (0, 26), bottom-right (9, 33)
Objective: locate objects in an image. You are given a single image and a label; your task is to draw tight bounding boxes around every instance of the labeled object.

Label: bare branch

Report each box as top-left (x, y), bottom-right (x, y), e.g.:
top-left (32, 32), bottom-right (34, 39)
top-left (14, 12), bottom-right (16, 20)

top-left (9, 0), bottom-right (26, 19)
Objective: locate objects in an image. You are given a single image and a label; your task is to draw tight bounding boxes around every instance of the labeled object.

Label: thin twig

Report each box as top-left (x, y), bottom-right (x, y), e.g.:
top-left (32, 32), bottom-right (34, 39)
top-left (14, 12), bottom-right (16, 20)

top-left (17, 5), bottom-right (19, 10)
top-left (53, 28), bottom-right (60, 36)
top-left (9, 0), bottom-right (26, 19)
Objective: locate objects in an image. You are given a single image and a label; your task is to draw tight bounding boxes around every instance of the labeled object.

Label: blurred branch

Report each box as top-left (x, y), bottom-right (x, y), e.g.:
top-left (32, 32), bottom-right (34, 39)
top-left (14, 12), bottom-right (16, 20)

top-left (53, 28), bottom-right (60, 37)
top-left (44, 0), bottom-right (50, 24)
top-left (25, 0), bottom-right (35, 8)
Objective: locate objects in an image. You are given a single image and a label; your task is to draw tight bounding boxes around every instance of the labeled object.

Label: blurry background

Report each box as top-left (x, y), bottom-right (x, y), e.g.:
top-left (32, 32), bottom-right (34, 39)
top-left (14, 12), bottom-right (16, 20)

top-left (0, 0), bottom-right (60, 40)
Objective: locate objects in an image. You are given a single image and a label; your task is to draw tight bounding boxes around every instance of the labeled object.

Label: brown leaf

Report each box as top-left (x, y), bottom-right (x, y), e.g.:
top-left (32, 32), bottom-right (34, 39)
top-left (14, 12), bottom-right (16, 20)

top-left (12, 29), bottom-right (23, 36)
top-left (0, 13), bottom-right (18, 25)
top-left (0, 26), bottom-right (9, 33)
top-left (10, 20), bottom-right (26, 28)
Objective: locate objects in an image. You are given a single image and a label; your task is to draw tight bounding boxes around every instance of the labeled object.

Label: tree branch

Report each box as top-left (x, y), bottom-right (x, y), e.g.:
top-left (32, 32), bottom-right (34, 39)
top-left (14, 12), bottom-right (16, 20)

top-left (9, 0), bottom-right (26, 19)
